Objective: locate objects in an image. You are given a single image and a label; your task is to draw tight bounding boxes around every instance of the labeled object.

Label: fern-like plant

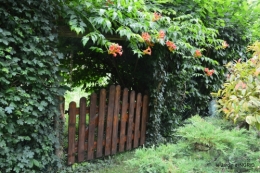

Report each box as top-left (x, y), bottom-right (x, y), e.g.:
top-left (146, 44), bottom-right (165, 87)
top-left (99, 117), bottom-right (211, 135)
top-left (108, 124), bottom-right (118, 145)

top-left (127, 115), bottom-right (260, 173)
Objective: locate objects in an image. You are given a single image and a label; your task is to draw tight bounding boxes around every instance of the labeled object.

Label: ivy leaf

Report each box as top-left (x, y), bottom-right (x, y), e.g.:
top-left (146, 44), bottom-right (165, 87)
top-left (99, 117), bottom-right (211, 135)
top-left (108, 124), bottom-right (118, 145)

top-left (0, 140), bottom-right (6, 148)
top-left (5, 106), bottom-right (14, 114)
top-left (6, 123), bottom-right (15, 134)
top-left (0, 38), bottom-right (8, 45)
top-left (17, 119), bottom-right (24, 125)
top-left (57, 52), bottom-right (63, 59)
top-left (25, 118), bottom-right (35, 124)
top-left (38, 105), bottom-right (44, 111)
top-left (40, 101), bottom-right (48, 107)
top-left (2, 68), bottom-right (9, 73)
top-left (48, 35), bottom-right (55, 41)
top-left (33, 159), bottom-right (40, 167)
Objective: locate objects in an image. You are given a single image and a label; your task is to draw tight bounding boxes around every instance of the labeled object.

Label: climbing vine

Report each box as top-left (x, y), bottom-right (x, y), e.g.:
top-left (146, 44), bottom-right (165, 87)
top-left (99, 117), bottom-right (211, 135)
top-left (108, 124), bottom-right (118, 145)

top-left (0, 1), bottom-right (65, 172)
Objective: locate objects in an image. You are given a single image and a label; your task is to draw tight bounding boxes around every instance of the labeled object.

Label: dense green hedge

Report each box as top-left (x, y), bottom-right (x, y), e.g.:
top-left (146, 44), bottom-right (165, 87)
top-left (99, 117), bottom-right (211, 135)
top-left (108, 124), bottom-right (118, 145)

top-left (0, 1), bottom-right (65, 172)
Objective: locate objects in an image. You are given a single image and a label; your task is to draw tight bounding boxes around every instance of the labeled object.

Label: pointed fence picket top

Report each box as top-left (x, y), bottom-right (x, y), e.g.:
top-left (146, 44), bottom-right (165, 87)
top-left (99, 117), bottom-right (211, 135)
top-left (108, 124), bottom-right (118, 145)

top-left (67, 85), bottom-right (149, 165)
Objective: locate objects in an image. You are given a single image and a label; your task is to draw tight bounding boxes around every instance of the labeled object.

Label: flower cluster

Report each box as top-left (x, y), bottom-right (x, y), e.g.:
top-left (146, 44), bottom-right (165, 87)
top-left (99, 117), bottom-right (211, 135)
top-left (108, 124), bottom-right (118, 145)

top-left (204, 68), bottom-right (214, 76)
top-left (143, 47), bottom-right (151, 55)
top-left (222, 41), bottom-right (229, 49)
top-left (108, 43), bottom-right (122, 57)
top-left (106, 0), bottom-right (113, 5)
top-left (152, 12), bottom-right (161, 21)
top-left (158, 30), bottom-right (165, 39)
top-left (235, 81), bottom-right (247, 90)
top-left (166, 41), bottom-right (177, 52)
top-left (142, 32), bottom-right (154, 47)
top-left (194, 50), bottom-right (202, 57)
top-left (142, 32), bottom-right (151, 42)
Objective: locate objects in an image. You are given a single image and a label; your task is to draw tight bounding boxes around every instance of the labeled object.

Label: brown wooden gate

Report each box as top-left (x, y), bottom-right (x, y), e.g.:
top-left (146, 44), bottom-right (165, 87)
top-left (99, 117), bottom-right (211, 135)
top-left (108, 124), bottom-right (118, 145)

top-left (67, 85), bottom-right (149, 165)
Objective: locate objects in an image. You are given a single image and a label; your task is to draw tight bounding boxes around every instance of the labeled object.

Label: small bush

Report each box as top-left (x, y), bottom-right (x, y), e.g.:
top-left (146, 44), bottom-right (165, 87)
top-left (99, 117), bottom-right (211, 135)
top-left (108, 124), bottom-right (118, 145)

top-left (213, 41), bottom-right (260, 130)
top-left (127, 115), bottom-right (260, 173)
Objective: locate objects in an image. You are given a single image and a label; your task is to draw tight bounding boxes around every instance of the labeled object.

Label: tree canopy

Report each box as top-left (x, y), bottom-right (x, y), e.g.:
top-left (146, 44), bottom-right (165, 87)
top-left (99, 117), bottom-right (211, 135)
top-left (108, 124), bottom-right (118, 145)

top-left (60, 0), bottom-right (259, 142)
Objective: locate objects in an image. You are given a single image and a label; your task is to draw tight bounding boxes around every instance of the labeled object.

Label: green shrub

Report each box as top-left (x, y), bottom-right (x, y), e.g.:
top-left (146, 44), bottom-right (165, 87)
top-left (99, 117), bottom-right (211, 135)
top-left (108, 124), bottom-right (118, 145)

top-left (127, 115), bottom-right (260, 173)
top-left (213, 41), bottom-right (260, 130)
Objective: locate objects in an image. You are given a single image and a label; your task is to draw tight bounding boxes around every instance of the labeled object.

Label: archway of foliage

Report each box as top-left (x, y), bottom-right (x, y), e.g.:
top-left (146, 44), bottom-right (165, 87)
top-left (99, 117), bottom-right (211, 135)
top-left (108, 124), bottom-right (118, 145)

top-left (60, 0), bottom-right (258, 143)
top-left (0, 0), bottom-right (66, 172)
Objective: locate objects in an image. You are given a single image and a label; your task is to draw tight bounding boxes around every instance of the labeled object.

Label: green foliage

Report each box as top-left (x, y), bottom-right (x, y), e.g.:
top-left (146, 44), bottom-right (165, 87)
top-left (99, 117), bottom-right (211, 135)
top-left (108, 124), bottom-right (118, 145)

top-left (59, 0), bottom-right (259, 144)
top-left (59, 151), bottom-right (137, 173)
top-left (64, 86), bottom-right (91, 110)
top-left (127, 116), bottom-right (260, 173)
top-left (248, 0), bottom-right (260, 41)
top-left (214, 41), bottom-right (260, 130)
top-left (60, 0), bottom-right (220, 143)
top-left (0, 0), bottom-right (65, 172)
top-left (152, 0), bottom-right (255, 118)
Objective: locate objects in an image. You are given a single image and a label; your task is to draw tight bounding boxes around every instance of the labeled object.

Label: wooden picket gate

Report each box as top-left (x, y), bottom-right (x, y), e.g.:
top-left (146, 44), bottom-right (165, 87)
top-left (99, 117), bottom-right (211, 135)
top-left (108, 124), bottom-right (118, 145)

top-left (67, 85), bottom-right (149, 165)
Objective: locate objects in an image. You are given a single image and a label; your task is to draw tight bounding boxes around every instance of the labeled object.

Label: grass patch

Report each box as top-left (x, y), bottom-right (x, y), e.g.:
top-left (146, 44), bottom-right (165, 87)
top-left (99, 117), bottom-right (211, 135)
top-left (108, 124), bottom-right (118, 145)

top-left (89, 151), bottom-right (139, 173)
top-left (59, 151), bottom-right (139, 173)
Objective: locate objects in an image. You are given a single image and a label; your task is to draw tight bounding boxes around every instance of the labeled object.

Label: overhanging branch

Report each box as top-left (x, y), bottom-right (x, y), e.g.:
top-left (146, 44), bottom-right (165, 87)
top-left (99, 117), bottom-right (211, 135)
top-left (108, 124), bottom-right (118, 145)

top-left (58, 26), bottom-right (125, 41)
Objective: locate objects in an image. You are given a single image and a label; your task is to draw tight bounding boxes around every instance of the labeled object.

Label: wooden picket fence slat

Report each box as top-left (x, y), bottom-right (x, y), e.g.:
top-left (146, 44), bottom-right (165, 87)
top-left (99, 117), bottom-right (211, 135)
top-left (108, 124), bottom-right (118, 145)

top-left (119, 88), bottom-right (128, 152)
top-left (96, 89), bottom-right (106, 158)
top-left (67, 85), bottom-right (149, 165)
top-left (78, 97), bottom-right (86, 162)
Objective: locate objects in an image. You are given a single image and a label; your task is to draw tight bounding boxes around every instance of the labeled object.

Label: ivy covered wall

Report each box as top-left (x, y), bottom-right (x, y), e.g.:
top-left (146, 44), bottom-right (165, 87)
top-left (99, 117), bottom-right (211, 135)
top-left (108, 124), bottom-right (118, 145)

top-left (0, 1), bottom-right (65, 172)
